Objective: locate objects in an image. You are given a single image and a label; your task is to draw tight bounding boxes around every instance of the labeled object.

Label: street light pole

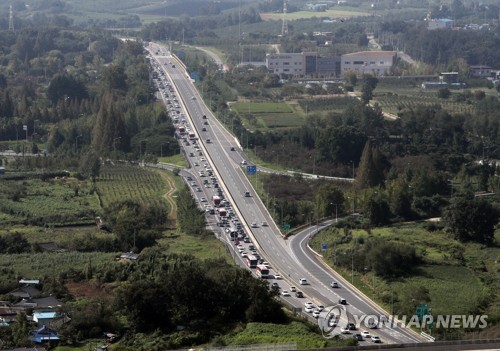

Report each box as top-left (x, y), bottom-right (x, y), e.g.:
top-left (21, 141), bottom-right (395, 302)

top-left (331, 203), bottom-right (338, 223)
top-left (75, 135), bottom-right (82, 151)
top-left (113, 137), bottom-right (121, 154)
top-left (33, 119), bottom-right (39, 137)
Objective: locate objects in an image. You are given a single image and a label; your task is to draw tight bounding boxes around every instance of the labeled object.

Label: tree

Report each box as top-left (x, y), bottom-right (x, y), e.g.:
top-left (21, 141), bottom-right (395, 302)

top-left (11, 313), bottom-right (31, 347)
top-left (356, 140), bottom-right (386, 190)
top-left (437, 87), bottom-right (451, 99)
top-left (79, 149), bottom-right (101, 181)
top-left (442, 198), bottom-right (499, 244)
top-left (47, 74), bottom-right (89, 105)
top-left (364, 194), bottom-right (391, 226)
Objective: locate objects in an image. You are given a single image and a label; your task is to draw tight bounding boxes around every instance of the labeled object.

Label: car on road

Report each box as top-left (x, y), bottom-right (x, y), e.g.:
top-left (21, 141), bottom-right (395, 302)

top-left (299, 278), bottom-right (307, 285)
top-left (270, 282), bottom-right (279, 291)
top-left (202, 127), bottom-right (207, 131)
top-left (304, 301), bottom-right (314, 308)
top-left (330, 281), bottom-right (340, 288)
top-left (195, 187), bottom-right (202, 192)
top-left (371, 336), bottom-right (381, 343)
top-left (241, 252), bottom-right (247, 258)
top-left (339, 298), bottom-right (347, 305)
top-left (261, 221), bottom-right (268, 226)
top-left (243, 237), bottom-right (251, 243)
top-left (274, 274), bottom-right (282, 280)
top-left (281, 290), bottom-right (290, 297)
top-left (240, 160), bottom-right (247, 165)
top-left (347, 322), bottom-right (356, 331)
top-left (190, 181), bottom-right (196, 186)
top-left (304, 306), bottom-right (314, 313)
top-left (295, 291), bottom-right (304, 298)
top-left (317, 305), bottom-right (324, 312)
top-left (200, 197), bottom-right (207, 202)
top-left (312, 310), bottom-right (321, 318)
top-left (191, 96), bottom-right (196, 100)
top-left (230, 147), bottom-right (235, 151)
top-left (262, 261), bottom-right (270, 268)
top-left (251, 222), bottom-right (258, 228)
top-left (290, 286), bottom-right (296, 292)
top-left (352, 333), bottom-right (363, 341)
top-left (361, 331), bottom-right (370, 338)
top-left (340, 326), bottom-right (350, 334)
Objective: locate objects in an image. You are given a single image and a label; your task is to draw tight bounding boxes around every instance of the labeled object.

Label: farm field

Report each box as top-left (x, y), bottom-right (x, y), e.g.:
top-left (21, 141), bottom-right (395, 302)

top-left (0, 177), bottom-right (100, 226)
top-left (372, 85), bottom-right (483, 116)
top-left (96, 163), bottom-right (169, 209)
top-left (260, 9), bottom-right (370, 21)
top-left (0, 251), bottom-right (118, 281)
top-left (231, 102), bottom-right (305, 131)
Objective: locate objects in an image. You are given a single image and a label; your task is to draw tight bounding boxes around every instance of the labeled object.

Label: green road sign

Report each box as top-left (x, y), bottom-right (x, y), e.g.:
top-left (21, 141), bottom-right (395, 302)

top-left (282, 224), bottom-right (291, 231)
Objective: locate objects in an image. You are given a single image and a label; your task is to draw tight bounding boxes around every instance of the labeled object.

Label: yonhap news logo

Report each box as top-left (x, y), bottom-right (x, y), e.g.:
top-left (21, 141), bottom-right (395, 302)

top-left (317, 308), bottom-right (489, 339)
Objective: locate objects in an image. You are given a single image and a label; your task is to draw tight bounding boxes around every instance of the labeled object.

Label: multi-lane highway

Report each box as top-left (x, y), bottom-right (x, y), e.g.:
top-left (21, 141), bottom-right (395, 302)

top-left (147, 42), bottom-right (427, 346)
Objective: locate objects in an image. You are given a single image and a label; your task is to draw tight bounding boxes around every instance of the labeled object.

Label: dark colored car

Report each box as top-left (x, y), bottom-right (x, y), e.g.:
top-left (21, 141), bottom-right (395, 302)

top-left (295, 291), bottom-right (304, 298)
top-left (353, 333), bottom-right (363, 341)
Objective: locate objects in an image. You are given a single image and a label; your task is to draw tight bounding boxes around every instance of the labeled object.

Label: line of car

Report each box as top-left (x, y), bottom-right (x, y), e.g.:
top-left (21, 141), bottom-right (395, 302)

top-left (150, 50), bottom-right (384, 345)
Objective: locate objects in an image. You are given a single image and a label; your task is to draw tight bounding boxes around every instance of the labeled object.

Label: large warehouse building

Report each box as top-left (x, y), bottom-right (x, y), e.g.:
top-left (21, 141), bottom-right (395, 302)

top-left (266, 51), bottom-right (396, 77)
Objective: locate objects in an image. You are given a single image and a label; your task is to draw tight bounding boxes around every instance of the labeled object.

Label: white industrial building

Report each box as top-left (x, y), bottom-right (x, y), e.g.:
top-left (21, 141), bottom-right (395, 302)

top-left (341, 51), bottom-right (397, 76)
top-left (266, 53), bottom-right (304, 75)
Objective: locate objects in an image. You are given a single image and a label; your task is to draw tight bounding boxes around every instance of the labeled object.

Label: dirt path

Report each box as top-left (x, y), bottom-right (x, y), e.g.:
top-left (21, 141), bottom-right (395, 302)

top-left (158, 171), bottom-right (178, 221)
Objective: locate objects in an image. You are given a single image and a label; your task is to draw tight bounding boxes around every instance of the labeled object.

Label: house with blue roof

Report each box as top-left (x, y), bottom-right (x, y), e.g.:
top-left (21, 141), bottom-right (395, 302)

top-left (31, 325), bottom-right (60, 344)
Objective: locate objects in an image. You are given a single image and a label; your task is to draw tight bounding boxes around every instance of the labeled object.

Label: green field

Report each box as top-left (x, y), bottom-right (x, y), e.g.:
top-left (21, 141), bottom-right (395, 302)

top-left (231, 102), bottom-right (305, 130)
top-left (260, 9), bottom-right (370, 21)
top-left (96, 163), bottom-right (169, 208)
top-left (310, 223), bottom-right (499, 329)
top-left (227, 321), bottom-right (345, 349)
top-left (0, 251), bottom-right (118, 280)
top-left (0, 177), bottom-right (100, 226)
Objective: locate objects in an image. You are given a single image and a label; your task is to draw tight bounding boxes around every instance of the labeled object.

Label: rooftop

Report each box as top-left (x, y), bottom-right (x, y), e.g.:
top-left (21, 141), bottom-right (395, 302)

top-left (342, 51), bottom-right (396, 57)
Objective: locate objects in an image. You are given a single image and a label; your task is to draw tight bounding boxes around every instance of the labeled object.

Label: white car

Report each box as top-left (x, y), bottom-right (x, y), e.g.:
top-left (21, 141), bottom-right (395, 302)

top-left (317, 305), bottom-right (324, 312)
top-left (312, 310), bottom-right (321, 318)
top-left (371, 336), bottom-right (381, 343)
top-left (304, 306), bottom-right (314, 313)
top-left (290, 286), bottom-right (297, 292)
top-left (251, 222), bottom-right (258, 228)
top-left (361, 331), bottom-right (371, 338)
top-left (200, 197), bottom-right (207, 202)
top-left (262, 261), bottom-right (270, 268)
top-left (299, 278), bottom-right (307, 285)
top-left (304, 301), bottom-right (314, 308)
top-left (281, 290), bottom-right (290, 297)
top-left (330, 281), bottom-right (340, 288)
top-left (274, 274), bottom-right (282, 280)
top-left (241, 252), bottom-right (247, 258)
top-left (340, 326), bottom-right (350, 334)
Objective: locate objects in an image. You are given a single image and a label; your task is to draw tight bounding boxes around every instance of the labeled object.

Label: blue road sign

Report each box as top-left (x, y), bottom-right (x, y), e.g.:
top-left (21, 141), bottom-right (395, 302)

top-left (321, 243), bottom-right (327, 251)
top-left (246, 165), bottom-right (257, 174)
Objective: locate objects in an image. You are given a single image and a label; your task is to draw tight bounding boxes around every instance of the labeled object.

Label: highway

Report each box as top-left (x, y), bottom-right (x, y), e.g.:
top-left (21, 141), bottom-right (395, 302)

top-left (147, 42), bottom-right (427, 346)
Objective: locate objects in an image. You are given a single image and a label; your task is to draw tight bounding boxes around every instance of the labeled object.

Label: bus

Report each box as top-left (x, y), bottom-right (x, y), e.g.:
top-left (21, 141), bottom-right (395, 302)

top-left (217, 207), bottom-right (227, 218)
top-left (256, 265), bottom-right (270, 279)
top-left (246, 255), bottom-right (258, 269)
top-left (178, 124), bottom-right (186, 136)
top-left (212, 195), bottom-right (221, 207)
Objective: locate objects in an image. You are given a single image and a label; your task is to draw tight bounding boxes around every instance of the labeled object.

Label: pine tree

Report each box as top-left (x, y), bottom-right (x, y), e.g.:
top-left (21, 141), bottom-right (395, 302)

top-left (356, 140), bottom-right (385, 190)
